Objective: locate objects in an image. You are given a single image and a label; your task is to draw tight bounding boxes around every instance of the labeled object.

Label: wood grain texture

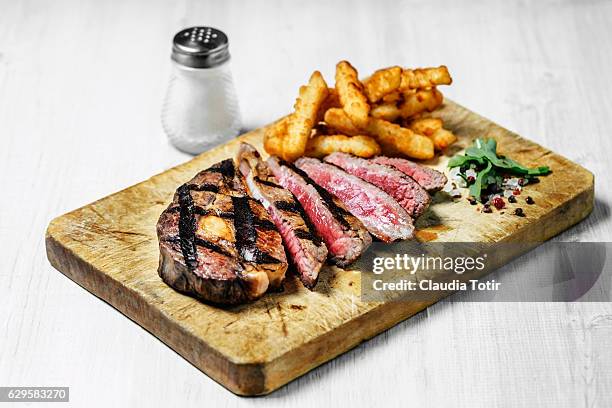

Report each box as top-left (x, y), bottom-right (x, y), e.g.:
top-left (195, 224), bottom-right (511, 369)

top-left (45, 100), bottom-right (593, 395)
top-left (3, 0), bottom-right (612, 406)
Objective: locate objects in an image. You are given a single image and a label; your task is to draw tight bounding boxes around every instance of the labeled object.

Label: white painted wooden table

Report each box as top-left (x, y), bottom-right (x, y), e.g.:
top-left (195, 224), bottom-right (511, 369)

top-left (1, 0), bottom-right (611, 406)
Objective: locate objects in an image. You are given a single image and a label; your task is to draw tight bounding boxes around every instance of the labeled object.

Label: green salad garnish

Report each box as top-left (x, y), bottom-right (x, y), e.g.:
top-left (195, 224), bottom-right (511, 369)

top-left (448, 138), bottom-right (551, 202)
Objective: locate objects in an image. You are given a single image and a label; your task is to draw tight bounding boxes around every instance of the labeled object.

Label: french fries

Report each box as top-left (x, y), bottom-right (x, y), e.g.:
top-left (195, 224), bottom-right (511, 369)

top-left (381, 91), bottom-right (402, 104)
top-left (263, 116), bottom-right (289, 157)
top-left (399, 88), bottom-right (444, 118)
top-left (335, 61), bottom-right (370, 128)
top-left (370, 103), bottom-right (401, 122)
top-left (305, 134), bottom-right (381, 158)
top-left (324, 108), bottom-right (362, 136)
top-left (429, 128), bottom-right (457, 150)
top-left (408, 117), bottom-right (442, 136)
top-left (284, 71), bottom-right (328, 161)
top-left (325, 109), bottom-right (435, 159)
top-left (366, 118), bottom-right (434, 160)
top-left (408, 117), bottom-right (458, 151)
top-left (363, 66), bottom-right (402, 103)
top-left (262, 61), bottom-right (457, 161)
top-left (316, 88), bottom-right (341, 122)
top-left (400, 66), bottom-right (452, 91)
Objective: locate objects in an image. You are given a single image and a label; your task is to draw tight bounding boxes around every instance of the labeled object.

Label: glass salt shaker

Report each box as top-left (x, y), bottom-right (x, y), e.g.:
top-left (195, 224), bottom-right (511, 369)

top-left (162, 27), bottom-right (242, 154)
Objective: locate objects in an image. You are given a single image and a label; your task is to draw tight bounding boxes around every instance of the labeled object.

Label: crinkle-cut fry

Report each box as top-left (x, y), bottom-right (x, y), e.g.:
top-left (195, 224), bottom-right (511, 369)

top-left (335, 60), bottom-right (370, 128)
top-left (399, 88), bottom-right (444, 119)
top-left (408, 117), bottom-right (443, 137)
top-left (284, 71), bottom-right (328, 161)
top-left (323, 107), bottom-right (362, 136)
top-left (381, 91), bottom-right (402, 104)
top-left (363, 66), bottom-right (402, 103)
top-left (316, 88), bottom-right (341, 122)
top-left (400, 65), bottom-right (452, 91)
top-left (366, 117), bottom-right (434, 160)
top-left (370, 103), bottom-right (401, 122)
top-left (324, 87), bottom-right (341, 109)
top-left (263, 116), bottom-right (289, 157)
top-left (305, 134), bottom-right (381, 158)
top-left (408, 117), bottom-right (457, 150)
top-left (408, 117), bottom-right (456, 150)
top-left (429, 128), bottom-right (457, 150)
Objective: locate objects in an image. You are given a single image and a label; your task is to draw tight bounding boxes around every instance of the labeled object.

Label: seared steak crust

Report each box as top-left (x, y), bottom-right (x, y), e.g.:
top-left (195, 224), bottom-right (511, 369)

top-left (157, 159), bottom-right (288, 305)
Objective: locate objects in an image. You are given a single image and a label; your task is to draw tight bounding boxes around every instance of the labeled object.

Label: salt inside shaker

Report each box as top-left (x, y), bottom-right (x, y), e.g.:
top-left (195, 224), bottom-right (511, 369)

top-left (162, 27), bottom-right (242, 154)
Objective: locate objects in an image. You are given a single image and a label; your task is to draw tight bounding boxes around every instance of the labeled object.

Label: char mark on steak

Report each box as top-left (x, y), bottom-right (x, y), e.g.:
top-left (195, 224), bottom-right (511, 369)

top-left (324, 153), bottom-right (431, 218)
top-left (231, 195), bottom-right (288, 265)
top-left (295, 157), bottom-right (414, 242)
top-left (267, 156), bottom-right (371, 267)
top-left (177, 183), bottom-right (198, 269)
top-left (371, 156), bottom-right (447, 193)
top-left (237, 143), bottom-right (328, 289)
top-left (157, 159), bottom-right (288, 305)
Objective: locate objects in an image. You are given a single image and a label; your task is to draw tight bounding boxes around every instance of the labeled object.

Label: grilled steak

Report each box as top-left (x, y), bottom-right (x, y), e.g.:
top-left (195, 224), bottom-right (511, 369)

top-left (237, 143), bottom-right (327, 289)
top-left (157, 159), bottom-right (288, 305)
top-left (324, 153), bottom-right (430, 218)
top-left (267, 156), bottom-right (371, 267)
top-left (371, 156), bottom-right (447, 193)
top-left (295, 157), bottom-right (414, 242)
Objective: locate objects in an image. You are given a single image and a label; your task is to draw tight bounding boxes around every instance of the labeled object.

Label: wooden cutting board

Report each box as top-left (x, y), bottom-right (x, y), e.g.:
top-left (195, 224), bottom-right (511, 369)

top-left (45, 100), bottom-right (593, 396)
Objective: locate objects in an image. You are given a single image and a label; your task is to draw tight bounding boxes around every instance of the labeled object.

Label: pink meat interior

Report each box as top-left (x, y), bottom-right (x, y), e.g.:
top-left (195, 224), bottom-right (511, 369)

top-left (325, 153), bottom-right (430, 217)
top-left (372, 156), bottom-right (447, 192)
top-left (295, 158), bottom-right (413, 242)
top-left (271, 162), bottom-right (358, 258)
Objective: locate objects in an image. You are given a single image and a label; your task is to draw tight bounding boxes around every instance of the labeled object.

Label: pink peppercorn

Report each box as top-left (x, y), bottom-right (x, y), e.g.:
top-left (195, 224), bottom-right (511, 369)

top-left (492, 196), bottom-right (505, 210)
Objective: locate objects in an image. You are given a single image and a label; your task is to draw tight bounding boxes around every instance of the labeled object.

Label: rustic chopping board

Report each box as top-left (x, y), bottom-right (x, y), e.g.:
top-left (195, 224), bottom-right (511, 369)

top-left (45, 100), bottom-right (593, 396)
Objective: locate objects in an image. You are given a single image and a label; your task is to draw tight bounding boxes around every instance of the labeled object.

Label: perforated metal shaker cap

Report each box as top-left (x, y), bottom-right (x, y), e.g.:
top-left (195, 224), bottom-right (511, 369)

top-left (171, 27), bottom-right (230, 68)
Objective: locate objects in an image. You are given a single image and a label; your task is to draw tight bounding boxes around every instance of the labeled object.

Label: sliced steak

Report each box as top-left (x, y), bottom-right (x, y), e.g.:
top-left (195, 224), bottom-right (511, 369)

top-left (371, 156), bottom-right (447, 192)
top-left (324, 152), bottom-right (430, 218)
top-left (295, 157), bottom-right (414, 242)
top-left (237, 143), bottom-right (327, 289)
top-left (157, 159), bottom-right (288, 305)
top-left (267, 156), bottom-right (371, 267)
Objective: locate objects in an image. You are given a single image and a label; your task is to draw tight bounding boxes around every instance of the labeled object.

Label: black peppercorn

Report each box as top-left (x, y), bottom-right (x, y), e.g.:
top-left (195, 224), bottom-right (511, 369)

top-left (526, 196), bottom-right (535, 205)
top-left (514, 208), bottom-right (525, 217)
top-left (483, 204), bottom-right (492, 213)
top-left (508, 195), bottom-right (517, 203)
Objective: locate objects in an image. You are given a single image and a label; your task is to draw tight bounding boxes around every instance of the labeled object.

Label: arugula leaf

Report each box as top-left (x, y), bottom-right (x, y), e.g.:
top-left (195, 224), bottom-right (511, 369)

top-left (469, 161), bottom-right (493, 199)
top-left (449, 137), bottom-right (551, 201)
top-left (447, 154), bottom-right (484, 168)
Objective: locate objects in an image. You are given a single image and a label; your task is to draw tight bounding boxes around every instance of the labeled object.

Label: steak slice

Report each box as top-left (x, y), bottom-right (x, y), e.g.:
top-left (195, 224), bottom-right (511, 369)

top-left (371, 156), bottom-right (447, 193)
top-left (237, 143), bottom-right (327, 289)
top-left (267, 156), bottom-right (371, 267)
top-left (295, 157), bottom-right (414, 242)
top-left (157, 159), bottom-right (288, 305)
top-left (324, 152), bottom-right (430, 218)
